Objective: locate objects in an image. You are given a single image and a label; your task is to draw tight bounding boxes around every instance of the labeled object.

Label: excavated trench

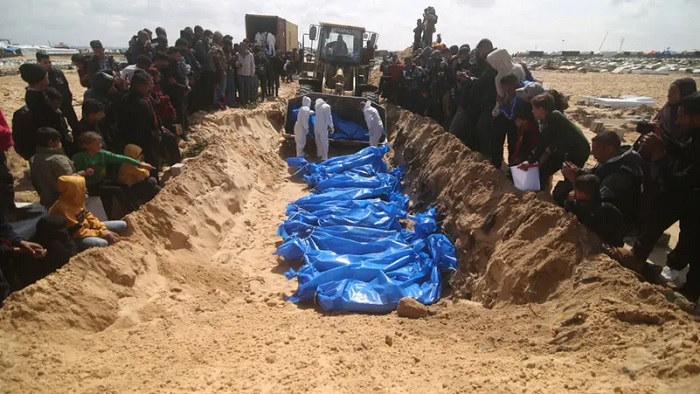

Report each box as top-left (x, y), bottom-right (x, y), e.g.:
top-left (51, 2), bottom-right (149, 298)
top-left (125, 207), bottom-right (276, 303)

top-left (0, 99), bottom-right (698, 393)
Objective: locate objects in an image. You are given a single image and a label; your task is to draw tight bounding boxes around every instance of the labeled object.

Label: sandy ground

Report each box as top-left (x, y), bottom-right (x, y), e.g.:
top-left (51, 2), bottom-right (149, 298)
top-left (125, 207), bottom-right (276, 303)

top-left (0, 70), bottom-right (698, 393)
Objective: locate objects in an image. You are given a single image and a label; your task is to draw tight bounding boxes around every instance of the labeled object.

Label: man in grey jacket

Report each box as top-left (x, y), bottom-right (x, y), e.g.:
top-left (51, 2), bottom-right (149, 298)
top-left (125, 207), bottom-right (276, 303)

top-left (236, 43), bottom-right (256, 106)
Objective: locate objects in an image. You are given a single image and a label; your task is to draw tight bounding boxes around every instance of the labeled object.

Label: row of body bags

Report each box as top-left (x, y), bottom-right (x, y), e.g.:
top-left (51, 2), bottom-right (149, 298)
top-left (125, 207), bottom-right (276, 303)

top-left (277, 145), bottom-right (457, 313)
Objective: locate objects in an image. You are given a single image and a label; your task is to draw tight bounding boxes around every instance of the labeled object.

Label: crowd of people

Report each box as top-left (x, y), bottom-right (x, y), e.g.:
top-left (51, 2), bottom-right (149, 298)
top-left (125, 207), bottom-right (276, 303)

top-left (0, 24), bottom-right (306, 305)
top-left (380, 32), bottom-right (699, 302)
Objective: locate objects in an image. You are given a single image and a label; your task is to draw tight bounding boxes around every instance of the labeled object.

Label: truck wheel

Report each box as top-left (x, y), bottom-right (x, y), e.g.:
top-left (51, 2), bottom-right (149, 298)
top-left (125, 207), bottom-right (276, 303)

top-left (297, 84), bottom-right (314, 97)
top-left (361, 91), bottom-right (379, 104)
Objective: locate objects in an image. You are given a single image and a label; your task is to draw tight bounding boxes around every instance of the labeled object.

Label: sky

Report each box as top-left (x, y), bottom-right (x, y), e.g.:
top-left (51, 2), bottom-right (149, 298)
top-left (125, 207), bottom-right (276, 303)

top-left (1, 0), bottom-right (698, 52)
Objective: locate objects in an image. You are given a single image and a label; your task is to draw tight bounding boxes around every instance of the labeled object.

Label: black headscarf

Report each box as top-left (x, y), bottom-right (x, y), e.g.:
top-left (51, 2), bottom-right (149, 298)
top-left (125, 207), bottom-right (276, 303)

top-left (656, 78), bottom-right (697, 136)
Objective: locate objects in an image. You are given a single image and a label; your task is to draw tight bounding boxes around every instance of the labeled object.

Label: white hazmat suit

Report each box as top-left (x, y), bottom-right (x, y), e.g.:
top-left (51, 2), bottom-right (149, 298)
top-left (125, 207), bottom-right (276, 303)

top-left (314, 98), bottom-right (334, 161)
top-left (362, 101), bottom-right (384, 146)
top-left (294, 96), bottom-right (314, 157)
top-left (266, 33), bottom-right (276, 56)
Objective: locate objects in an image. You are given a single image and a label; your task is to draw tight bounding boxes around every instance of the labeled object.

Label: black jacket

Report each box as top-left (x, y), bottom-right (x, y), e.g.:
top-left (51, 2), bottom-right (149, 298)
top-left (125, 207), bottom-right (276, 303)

top-left (14, 89), bottom-right (69, 160)
top-left (87, 56), bottom-right (118, 86)
top-left (583, 147), bottom-right (643, 224)
top-left (0, 215), bottom-right (23, 253)
top-left (117, 89), bottom-right (161, 163)
top-left (469, 60), bottom-right (497, 109)
top-left (658, 128), bottom-right (700, 197)
top-left (565, 200), bottom-right (625, 247)
top-left (48, 67), bottom-right (78, 127)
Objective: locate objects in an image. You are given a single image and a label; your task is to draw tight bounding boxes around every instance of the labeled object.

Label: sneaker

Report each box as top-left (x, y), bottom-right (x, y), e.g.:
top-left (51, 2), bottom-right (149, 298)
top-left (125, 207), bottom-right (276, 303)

top-left (660, 266), bottom-right (680, 283)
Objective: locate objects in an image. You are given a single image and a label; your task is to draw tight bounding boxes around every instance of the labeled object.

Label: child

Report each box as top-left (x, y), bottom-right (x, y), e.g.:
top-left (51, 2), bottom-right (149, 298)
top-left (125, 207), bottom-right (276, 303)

top-left (510, 102), bottom-right (539, 165)
top-left (564, 174), bottom-right (625, 247)
top-left (49, 175), bottom-right (127, 250)
top-left (73, 132), bottom-right (154, 217)
top-left (518, 92), bottom-right (590, 191)
top-left (118, 144), bottom-right (161, 205)
top-left (74, 98), bottom-right (107, 149)
top-left (30, 127), bottom-right (93, 208)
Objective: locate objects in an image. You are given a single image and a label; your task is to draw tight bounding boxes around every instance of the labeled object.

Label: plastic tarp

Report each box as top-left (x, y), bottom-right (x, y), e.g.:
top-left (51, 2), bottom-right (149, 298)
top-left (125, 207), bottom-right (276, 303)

top-left (277, 146), bottom-right (458, 313)
top-left (289, 107), bottom-right (386, 142)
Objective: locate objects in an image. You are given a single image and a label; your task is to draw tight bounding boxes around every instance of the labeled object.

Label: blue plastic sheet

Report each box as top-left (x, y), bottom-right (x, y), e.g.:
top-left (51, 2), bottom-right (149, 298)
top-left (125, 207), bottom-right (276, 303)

top-left (277, 145), bottom-right (458, 313)
top-left (289, 107), bottom-right (386, 142)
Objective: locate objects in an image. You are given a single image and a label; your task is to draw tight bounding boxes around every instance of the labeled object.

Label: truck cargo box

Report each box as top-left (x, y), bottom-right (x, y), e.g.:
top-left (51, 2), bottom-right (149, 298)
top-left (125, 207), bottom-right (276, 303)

top-left (245, 14), bottom-right (298, 53)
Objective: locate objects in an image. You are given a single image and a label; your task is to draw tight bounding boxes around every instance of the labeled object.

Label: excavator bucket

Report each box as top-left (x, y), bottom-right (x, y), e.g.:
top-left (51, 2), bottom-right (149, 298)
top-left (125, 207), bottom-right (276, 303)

top-left (284, 93), bottom-right (387, 144)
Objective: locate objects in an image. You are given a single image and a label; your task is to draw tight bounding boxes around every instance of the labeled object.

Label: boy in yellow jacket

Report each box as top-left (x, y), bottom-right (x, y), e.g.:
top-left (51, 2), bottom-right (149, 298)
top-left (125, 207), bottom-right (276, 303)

top-left (49, 175), bottom-right (127, 250)
top-left (118, 144), bottom-right (161, 206)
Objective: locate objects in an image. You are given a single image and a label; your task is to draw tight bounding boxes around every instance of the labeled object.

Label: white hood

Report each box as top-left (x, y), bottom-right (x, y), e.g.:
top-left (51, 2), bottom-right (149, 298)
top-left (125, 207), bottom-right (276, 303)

top-left (488, 48), bottom-right (527, 98)
top-left (486, 49), bottom-right (514, 74)
top-left (302, 96), bottom-right (311, 108)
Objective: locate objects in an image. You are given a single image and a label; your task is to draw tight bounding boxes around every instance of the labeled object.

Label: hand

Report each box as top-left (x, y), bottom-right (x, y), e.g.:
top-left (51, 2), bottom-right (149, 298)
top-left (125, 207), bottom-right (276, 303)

top-left (20, 241), bottom-right (47, 258)
top-left (139, 162), bottom-right (156, 171)
top-left (105, 232), bottom-right (120, 245)
top-left (641, 133), bottom-right (666, 160)
top-left (561, 161), bottom-right (579, 182)
top-left (517, 161), bottom-right (538, 171)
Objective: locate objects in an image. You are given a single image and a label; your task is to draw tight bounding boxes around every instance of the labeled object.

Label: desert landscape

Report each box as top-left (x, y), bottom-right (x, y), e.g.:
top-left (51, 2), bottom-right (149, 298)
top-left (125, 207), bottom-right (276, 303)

top-left (0, 67), bottom-right (698, 393)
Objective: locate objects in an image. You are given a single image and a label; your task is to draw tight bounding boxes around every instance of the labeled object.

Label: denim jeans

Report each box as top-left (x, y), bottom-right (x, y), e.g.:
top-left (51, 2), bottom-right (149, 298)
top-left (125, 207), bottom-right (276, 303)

top-left (79, 220), bottom-right (128, 250)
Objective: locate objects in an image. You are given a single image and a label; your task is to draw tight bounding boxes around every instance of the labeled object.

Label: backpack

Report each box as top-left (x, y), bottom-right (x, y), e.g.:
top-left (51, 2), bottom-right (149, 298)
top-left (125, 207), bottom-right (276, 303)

top-left (11, 106), bottom-right (37, 161)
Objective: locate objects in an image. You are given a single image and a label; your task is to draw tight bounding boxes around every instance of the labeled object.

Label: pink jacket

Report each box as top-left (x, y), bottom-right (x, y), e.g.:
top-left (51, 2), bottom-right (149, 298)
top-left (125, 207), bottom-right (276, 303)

top-left (0, 108), bottom-right (13, 152)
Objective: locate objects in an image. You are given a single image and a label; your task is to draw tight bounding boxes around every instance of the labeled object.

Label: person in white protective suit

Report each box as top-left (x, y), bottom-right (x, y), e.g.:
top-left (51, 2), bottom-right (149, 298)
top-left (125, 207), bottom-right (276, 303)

top-left (362, 101), bottom-right (384, 146)
top-left (266, 33), bottom-right (276, 56)
top-left (294, 96), bottom-right (314, 157)
top-left (255, 32), bottom-right (264, 47)
top-left (314, 98), bottom-right (334, 160)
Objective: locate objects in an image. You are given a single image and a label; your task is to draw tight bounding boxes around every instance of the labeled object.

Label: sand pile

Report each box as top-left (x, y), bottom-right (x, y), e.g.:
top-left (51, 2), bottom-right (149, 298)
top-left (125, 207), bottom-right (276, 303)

top-left (389, 104), bottom-right (700, 375)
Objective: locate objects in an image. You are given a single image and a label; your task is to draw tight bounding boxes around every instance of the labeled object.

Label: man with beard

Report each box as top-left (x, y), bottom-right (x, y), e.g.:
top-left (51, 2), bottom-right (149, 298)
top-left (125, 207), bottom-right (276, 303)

top-left (87, 40), bottom-right (119, 86)
top-left (36, 51), bottom-right (79, 130)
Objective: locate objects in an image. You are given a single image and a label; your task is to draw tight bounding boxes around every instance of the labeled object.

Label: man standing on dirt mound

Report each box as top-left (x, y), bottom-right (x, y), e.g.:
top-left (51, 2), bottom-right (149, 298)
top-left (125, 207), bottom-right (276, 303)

top-left (314, 99), bottom-right (333, 161)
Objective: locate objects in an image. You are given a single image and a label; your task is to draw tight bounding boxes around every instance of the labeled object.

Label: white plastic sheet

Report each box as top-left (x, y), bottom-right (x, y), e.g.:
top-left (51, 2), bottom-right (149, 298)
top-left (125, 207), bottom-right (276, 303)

top-left (510, 166), bottom-right (541, 191)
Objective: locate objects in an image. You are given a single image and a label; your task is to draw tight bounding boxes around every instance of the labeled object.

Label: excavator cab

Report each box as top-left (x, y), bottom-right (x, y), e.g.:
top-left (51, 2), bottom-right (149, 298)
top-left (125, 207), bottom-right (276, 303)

top-left (297, 22), bottom-right (379, 100)
top-left (286, 22), bottom-right (383, 144)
